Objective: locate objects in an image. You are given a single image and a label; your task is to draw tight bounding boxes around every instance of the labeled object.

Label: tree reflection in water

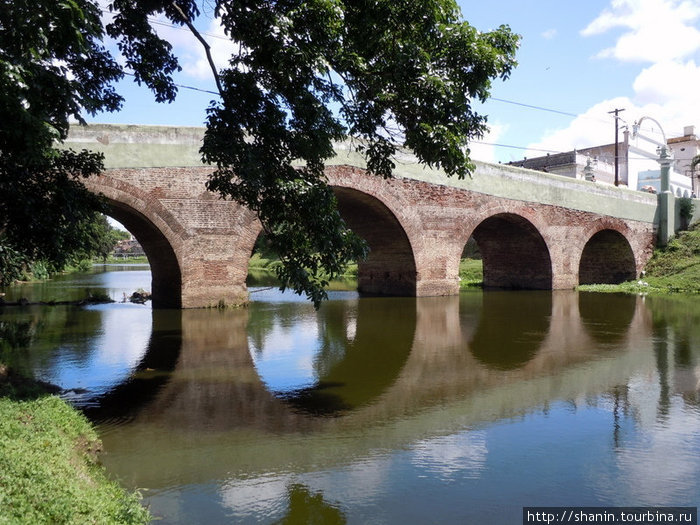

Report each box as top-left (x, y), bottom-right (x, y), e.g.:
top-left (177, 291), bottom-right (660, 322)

top-left (278, 483), bottom-right (346, 525)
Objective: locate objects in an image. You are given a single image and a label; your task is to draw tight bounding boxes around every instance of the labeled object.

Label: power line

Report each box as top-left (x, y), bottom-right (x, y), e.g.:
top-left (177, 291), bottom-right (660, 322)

top-left (122, 71), bottom-right (219, 96)
top-left (489, 97), bottom-right (612, 125)
top-left (490, 97), bottom-right (579, 118)
top-left (490, 97), bottom-right (685, 138)
top-left (148, 18), bottom-right (228, 41)
top-left (472, 140), bottom-right (563, 154)
top-left (100, 8), bottom-right (228, 42)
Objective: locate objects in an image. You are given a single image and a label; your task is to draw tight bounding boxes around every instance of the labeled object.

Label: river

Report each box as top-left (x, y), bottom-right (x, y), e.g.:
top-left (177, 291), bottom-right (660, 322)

top-left (1, 265), bottom-right (699, 523)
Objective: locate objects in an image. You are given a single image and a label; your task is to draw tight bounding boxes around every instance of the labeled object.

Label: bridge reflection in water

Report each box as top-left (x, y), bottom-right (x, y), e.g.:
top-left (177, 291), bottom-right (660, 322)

top-left (3, 281), bottom-right (695, 522)
top-left (90, 290), bottom-right (667, 484)
top-left (4, 261), bottom-right (699, 522)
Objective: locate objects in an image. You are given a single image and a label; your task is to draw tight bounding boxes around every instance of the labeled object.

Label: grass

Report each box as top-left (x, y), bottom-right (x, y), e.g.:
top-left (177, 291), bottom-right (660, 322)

top-left (248, 253), bottom-right (359, 278)
top-left (459, 258), bottom-right (483, 289)
top-left (0, 379), bottom-right (150, 524)
top-left (96, 256), bottom-right (150, 265)
top-left (248, 253), bottom-right (282, 272)
top-left (579, 222), bottom-right (700, 295)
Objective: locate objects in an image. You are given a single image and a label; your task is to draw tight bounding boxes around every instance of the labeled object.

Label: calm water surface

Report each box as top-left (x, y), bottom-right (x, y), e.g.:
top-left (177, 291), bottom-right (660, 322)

top-left (1, 267), bottom-right (699, 523)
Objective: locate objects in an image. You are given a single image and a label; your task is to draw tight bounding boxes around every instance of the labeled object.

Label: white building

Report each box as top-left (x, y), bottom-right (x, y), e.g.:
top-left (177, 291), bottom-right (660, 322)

top-left (509, 125), bottom-right (698, 197)
top-left (627, 124), bottom-right (696, 197)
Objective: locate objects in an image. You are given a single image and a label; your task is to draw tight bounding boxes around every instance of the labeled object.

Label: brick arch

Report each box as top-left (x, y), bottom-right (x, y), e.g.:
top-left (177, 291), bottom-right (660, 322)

top-left (325, 165), bottom-right (425, 237)
top-left (331, 185), bottom-right (417, 295)
top-left (326, 165), bottom-right (469, 297)
top-left (85, 174), bottom-right (188, 308)
top-left (579, 228), bottom-right (637, 285)
top-left (468, 211), bottom-right (553, 290)
top-left (453, 200), bottom-right (556, 247)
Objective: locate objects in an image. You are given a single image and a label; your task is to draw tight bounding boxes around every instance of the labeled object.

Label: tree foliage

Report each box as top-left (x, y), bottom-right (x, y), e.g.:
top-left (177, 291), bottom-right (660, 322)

top-left (691, 154), bottom-right (700, 172)
top-left (0, 0), bottom-right (123, 277)
top-left (1, 0), bottom-right (519, 305)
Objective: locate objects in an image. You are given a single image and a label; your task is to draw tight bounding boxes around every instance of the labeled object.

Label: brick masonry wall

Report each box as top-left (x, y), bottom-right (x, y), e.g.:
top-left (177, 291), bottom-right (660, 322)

top-left (85, 164), bottom-right (655, 308)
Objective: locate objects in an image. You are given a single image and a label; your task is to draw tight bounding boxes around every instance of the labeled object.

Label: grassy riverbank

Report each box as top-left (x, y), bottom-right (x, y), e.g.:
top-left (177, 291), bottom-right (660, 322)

top-left (0, 376), bottom-right (151, 524)
top-left (249, 253), bottom-right (359, 278)
top-left (97, 256), bottom-right (150, 265)
top-left (459, 258), bottom-right (483, 288)
top-left (579, 222), bottom-right (700, 295)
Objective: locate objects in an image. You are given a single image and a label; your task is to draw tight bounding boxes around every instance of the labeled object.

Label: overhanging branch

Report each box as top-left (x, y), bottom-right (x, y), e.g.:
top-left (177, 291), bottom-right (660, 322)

top-left (170, 1), bottom-right (223, 96)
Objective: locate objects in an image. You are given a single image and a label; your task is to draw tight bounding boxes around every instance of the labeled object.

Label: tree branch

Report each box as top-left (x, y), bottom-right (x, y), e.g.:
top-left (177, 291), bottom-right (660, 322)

top-left (170, 1), bottom-right (223, 96)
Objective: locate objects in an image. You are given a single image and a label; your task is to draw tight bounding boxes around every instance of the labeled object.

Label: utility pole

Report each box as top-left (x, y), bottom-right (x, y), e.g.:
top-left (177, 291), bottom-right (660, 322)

top-left (608, 108), bottom-right (625, 186)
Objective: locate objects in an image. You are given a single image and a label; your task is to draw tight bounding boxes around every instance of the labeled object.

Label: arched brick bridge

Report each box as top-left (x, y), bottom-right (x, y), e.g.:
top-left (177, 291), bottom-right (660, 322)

top-left (68, 124), bottom-right (659, 308)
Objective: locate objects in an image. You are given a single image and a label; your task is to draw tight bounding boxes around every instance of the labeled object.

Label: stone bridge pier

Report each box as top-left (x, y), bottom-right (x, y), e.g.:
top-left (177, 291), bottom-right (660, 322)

top-left (86, 168), bottom-right (261, 308)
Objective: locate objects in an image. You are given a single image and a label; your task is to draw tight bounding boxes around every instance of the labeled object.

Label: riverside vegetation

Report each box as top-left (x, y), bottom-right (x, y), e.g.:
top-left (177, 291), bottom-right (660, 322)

top-left (0, 374), bottom-right (151, 524)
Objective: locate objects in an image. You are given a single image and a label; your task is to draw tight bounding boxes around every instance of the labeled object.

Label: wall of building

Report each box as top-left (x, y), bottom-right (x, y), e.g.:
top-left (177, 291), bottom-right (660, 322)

top-left (667, 126), bottom-right (700, 176)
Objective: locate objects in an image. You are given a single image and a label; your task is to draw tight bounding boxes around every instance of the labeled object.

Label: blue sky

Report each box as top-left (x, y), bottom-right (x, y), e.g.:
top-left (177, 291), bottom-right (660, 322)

top-left (90, 0), bottom-right (700, 164)
top-left (465, 0), bottom-right (700, 163)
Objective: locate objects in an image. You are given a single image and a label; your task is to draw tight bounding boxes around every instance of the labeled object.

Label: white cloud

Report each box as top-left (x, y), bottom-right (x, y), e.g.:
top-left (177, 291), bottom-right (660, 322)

top-left (541, 29), bottom-right (558, 40)
top-left (527, 67), bottom-right (700, 155)
top-left (633, 60), bottom-right (700, 105)
top-left (529, 0), bottom-right (700, 156)
top-left (220, 475), bottom-right (290, 518)
top-left (302, 456), bottom-right (393, 505)
top-left (593, 381), bottom-right (700, 505)
top-left (178, 19), bottom-right (238, 79)
top-left (410, 430), bottom-right (488, 481)
top-left (582, 0), bottom-right (700, 62)
top-left (149, 13), bottom-right (201, 51)
top-left (102, 4), bottom-right (236, 82)
top-left (471, 122), bottom-right (509, 163)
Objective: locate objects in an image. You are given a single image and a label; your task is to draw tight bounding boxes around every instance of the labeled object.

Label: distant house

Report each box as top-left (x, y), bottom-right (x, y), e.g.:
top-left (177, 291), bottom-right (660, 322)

top-left (507, 147), bottom-right (617, 184)
top-left (113, 237), bottom-right (145, 258)
top-left (508, 125), bottom-right (697, 197)
top-left (666, 126), bottom-right (700, 190)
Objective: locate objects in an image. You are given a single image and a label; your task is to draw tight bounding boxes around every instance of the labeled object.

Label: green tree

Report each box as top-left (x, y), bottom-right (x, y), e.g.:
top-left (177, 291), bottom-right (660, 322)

top-left (80, 214), bottom-right (129, 263)
top-left (0, 0), bottom-right (123, 277)
top-left (2, 0), bottom-right (519, 306)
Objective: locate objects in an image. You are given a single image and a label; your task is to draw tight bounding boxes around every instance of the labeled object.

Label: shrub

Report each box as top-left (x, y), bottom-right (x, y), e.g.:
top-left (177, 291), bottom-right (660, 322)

top-left (679, 197), bottom-right (694, 230)
top-left (29, 260), bottom-right (50, 281)
top-left (0, 241), bottom-right (26, 285)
